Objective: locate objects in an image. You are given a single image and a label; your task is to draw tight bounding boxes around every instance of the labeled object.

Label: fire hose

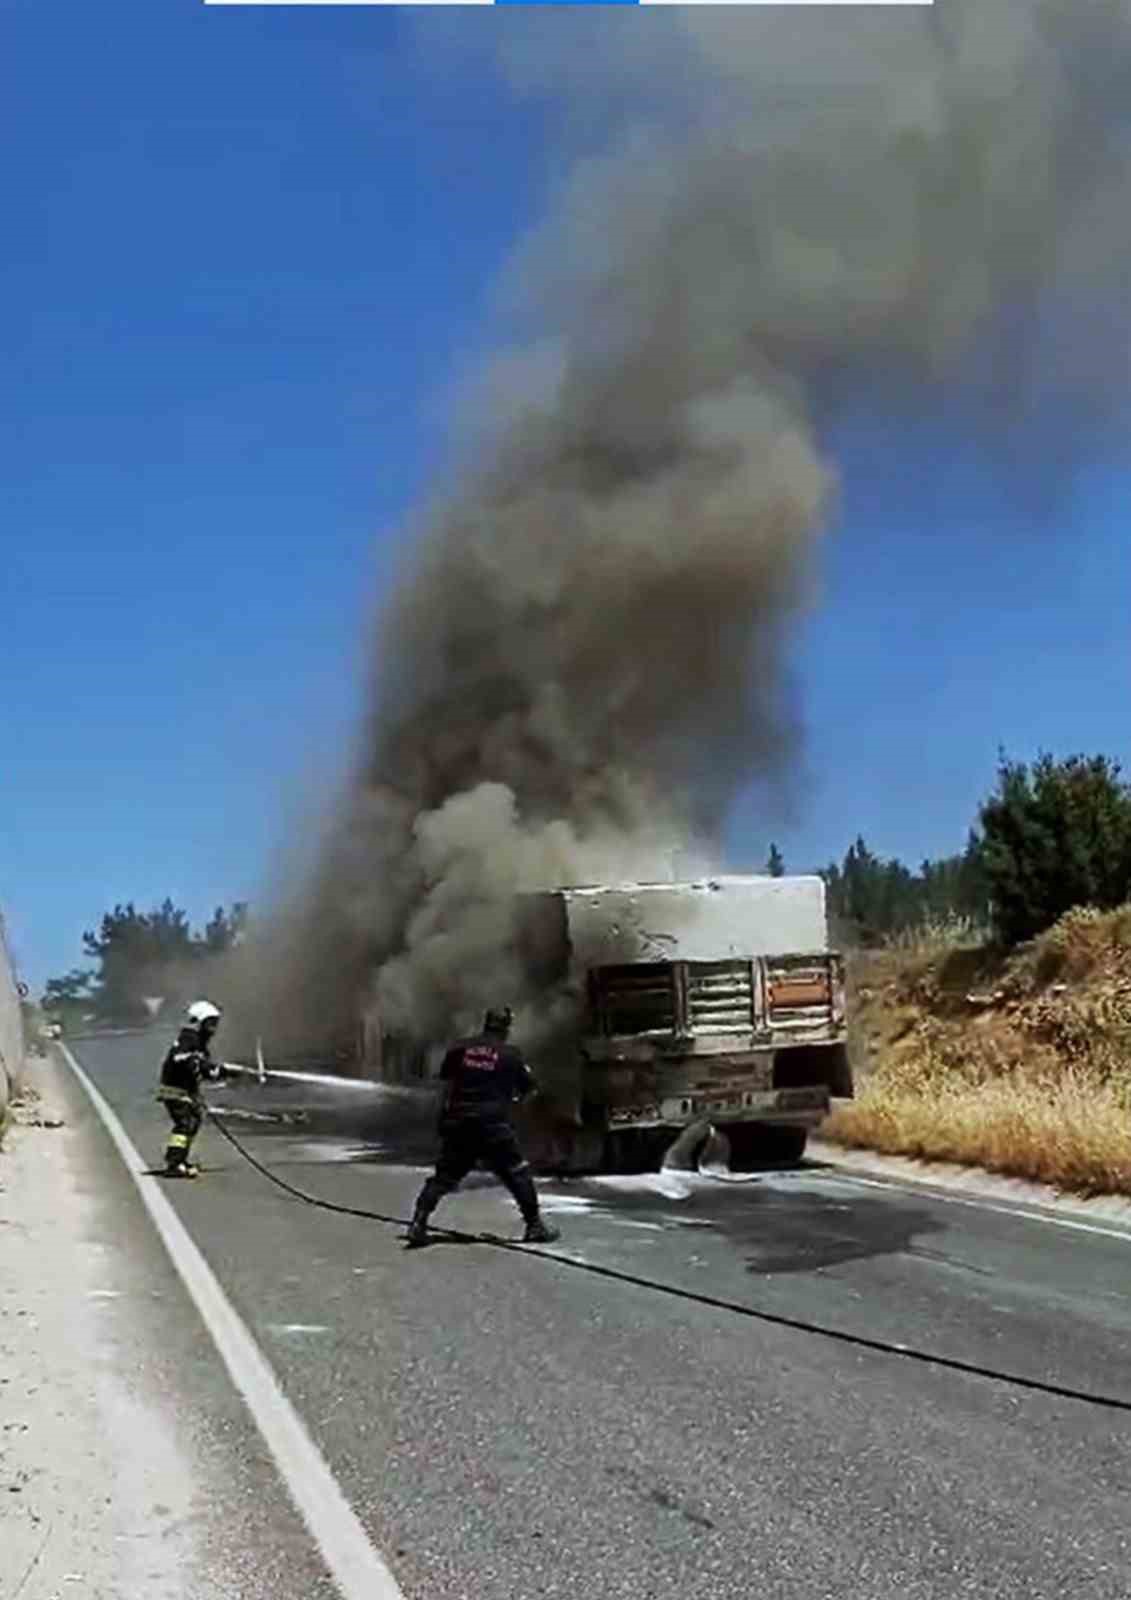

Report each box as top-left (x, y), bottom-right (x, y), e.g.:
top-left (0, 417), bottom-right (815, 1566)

top-left (203, 1103), bottom-right (1131, 1416)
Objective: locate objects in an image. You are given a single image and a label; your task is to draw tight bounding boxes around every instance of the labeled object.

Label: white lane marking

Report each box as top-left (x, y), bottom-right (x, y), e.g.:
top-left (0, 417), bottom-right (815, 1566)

top-left (58, 1045), bottom-right (406, 1600)
top-left (829, 1168), bottom-right (1131, 1245)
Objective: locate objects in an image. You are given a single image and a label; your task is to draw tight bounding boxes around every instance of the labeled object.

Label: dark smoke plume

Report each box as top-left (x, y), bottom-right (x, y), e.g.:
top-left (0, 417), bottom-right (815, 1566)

top-left (240, 0), bottom-right (1131, 1068)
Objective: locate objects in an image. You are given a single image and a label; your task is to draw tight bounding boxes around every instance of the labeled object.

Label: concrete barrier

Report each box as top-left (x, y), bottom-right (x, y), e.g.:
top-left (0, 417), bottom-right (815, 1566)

top-left (0, 913), bottom-right (26, 1120)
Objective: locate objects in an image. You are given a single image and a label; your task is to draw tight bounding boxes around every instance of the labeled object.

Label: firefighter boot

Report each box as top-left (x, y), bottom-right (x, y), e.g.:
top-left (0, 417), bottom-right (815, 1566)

top-left (523, 1217), bottom-right (560, 1244)
top-left (507, 1166), bottom-right (561, 1245)
top-left (405, 1179), bottom-right (444, 1248)
top-left (164, 1135), bottom-right (193, 1177)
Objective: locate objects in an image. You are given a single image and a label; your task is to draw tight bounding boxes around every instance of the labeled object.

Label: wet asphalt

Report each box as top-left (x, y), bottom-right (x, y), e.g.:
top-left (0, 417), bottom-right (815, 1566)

top-left (66, 1032), bottom-right (1131, 1600)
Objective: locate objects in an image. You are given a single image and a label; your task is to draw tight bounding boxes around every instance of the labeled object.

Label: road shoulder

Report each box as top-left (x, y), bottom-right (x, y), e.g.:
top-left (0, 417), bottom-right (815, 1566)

top-left (0, 1054), bottom-right (202, 1599)
top-left (812, 1135), bottom-right (1131, 1235)
top-left (2, 1048), bottom-right (352, 1600)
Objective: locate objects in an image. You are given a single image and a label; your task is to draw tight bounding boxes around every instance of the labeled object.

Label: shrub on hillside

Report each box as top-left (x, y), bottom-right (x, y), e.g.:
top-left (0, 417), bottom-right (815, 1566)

top-left (974, 753), bottom-right (1131, 945)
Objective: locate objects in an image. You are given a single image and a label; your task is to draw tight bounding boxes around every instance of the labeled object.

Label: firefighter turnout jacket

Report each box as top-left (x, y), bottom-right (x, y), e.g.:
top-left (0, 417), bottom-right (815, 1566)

top-left (157, 1024), bottom-right (221, 1106)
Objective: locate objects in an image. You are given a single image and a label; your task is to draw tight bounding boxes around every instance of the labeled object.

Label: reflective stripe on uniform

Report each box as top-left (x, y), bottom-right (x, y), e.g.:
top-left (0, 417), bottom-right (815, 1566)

top-left (157, 1087), bottom-right (198, 1105)
top-left (166, 1132), bottom-right (190, 1149)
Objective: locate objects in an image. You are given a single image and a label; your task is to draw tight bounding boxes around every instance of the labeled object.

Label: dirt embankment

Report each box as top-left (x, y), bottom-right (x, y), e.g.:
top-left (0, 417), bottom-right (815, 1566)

top-left (0, 916), bottom-right (26, 1137)
top-left (825, 906), bottom-right (1131, 1196)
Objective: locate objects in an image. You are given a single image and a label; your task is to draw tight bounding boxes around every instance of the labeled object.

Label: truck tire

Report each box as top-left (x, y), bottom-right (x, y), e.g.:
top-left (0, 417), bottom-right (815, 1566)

top-left (602, 1127), bottom-right (670, 1174)
top-left (762, 1126), bottom-right (808, 1164)
top-left (723, 1122), bottom-right (808, 1169)
top-left (719, 1121), bottom-right (762, 1171)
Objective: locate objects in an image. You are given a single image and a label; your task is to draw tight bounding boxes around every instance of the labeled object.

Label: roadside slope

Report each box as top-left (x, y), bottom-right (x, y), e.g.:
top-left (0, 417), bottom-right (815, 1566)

top-left (826, 905), bottom-right (1131, 1194)
top-left (0, 912), bottom-right (25, 1131)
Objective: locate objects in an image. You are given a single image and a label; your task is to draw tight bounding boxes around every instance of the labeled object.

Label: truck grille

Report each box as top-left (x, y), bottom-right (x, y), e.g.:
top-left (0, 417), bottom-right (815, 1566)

top-left (589, 953), bottom-right (842, 1044)
top-left (765, 956), bottom-right (836, 1036)
top-left (686, 961), bottom-right (755, 1034)
top-left (590, 963), bottom-right (676, 1036)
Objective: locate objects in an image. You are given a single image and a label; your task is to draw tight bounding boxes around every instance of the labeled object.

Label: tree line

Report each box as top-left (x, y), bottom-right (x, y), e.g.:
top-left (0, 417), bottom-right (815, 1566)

top-left (774, 750), bottom-right (1131, 947)
top-left (43, 900), bottom-right (247, 1027)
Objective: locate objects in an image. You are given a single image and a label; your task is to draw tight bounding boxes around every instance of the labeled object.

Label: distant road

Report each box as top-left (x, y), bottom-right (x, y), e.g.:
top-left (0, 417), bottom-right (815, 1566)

top-left (59, 1031), bottom-right (1131, 1600)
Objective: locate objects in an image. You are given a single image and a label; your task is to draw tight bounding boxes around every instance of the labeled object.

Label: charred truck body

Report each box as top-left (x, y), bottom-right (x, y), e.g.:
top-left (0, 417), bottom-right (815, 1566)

top-left (512, 875), bottom-right (851, 1171)
top-left (241, 874), bottom-right (851, 1173)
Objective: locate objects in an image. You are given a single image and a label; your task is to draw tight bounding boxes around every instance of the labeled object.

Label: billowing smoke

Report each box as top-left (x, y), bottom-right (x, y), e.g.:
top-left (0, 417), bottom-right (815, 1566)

top-left (243, 0), bottom-right (1131, 1069)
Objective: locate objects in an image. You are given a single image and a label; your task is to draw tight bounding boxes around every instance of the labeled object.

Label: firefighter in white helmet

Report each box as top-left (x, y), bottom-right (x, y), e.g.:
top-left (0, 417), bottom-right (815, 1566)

top-left (156, 1000), bottom-right (224, 1178)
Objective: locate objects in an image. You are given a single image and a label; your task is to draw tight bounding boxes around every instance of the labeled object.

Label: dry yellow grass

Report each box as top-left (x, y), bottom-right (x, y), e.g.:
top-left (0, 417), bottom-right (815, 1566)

top-left (826, 1075), bottom-right (1131, 1196)
top-left (824, 904), bottom-right (1131, 1196)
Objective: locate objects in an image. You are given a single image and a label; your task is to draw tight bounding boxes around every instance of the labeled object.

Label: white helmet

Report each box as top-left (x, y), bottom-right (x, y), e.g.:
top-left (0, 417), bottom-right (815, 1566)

top-left (185, 999), bottom-right (222, 1028)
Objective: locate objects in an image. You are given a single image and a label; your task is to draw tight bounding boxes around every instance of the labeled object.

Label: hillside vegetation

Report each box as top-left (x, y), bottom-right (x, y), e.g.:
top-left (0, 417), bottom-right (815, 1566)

top-left (825, 905), bottom-right (1131, 1195)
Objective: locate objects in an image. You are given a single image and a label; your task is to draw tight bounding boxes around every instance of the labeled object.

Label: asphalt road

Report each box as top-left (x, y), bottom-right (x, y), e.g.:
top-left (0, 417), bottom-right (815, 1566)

top-left (60, 1031), bottom-right (1131, 1599)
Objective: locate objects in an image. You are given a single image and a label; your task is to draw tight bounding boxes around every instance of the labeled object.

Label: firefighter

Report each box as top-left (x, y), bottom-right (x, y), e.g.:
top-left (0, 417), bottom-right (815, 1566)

top-left (156, 999), bottom-right (224, 1178)
top-left (406, 1007), bottom-right (561, 1248)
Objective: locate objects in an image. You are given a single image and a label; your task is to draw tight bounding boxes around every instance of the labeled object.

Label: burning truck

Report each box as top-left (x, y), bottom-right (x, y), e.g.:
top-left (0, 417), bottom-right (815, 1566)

top-left (374, 873), bottom-right (851, 1173)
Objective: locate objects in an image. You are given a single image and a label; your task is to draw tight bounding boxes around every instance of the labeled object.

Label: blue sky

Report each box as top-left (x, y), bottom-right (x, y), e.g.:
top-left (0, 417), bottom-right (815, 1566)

top-left (5, 2), bottom-right (1127, 991)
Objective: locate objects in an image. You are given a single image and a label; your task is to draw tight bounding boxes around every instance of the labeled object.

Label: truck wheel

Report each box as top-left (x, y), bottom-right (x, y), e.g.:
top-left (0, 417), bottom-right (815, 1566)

top-left (763, 1126), bottom-right (808, 1165)
top-left (603, 1128), bottom-right (670, 1174)
top-left (601, 1130), bottom-right (633, 1173)
top-left (719, 1122), bottom-right (762, 1172)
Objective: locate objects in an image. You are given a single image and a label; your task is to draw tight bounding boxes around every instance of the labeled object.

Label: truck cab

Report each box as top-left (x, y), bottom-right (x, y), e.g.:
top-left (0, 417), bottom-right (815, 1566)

top-left (539, 875), bottom-right (851, 1170)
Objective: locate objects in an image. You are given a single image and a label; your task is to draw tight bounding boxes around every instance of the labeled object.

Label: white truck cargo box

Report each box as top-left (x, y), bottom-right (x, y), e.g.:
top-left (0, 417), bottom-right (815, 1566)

top-left (556, 875), bottom-right (828, 966)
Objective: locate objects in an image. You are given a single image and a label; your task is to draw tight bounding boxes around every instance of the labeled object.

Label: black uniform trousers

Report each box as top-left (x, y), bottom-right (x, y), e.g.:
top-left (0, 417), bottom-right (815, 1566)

top-left (418, 1115), bottom-right (538, 1220)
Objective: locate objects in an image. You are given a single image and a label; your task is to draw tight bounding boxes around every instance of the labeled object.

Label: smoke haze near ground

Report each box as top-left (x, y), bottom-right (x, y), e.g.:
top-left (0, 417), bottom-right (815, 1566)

top-left (236, 1), bottom-right (1131, 1072)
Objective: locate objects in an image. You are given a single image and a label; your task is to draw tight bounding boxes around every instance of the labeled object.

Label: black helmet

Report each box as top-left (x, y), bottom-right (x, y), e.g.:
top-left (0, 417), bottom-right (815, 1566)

top-left (483, 1006), bottom-right (514, 1038)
